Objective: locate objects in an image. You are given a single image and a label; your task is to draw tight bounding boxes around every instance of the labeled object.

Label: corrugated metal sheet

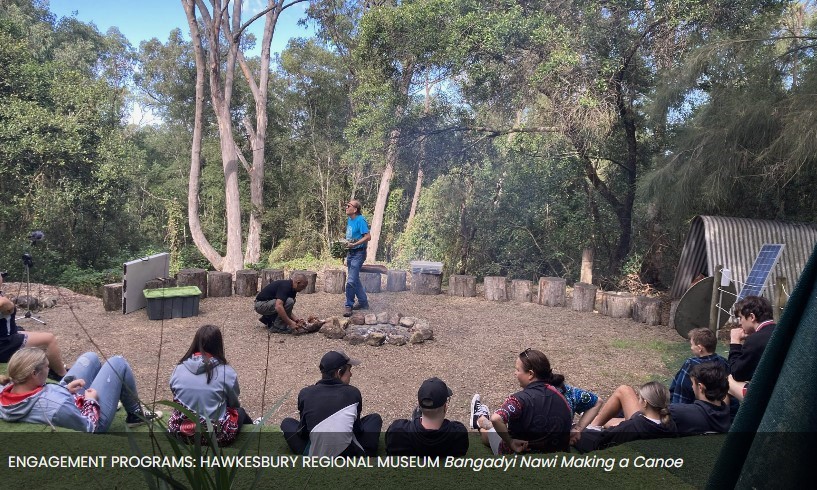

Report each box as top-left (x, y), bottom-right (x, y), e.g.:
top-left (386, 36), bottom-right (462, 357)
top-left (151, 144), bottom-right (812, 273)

top-left (670, 216), bottom-right (817, 299)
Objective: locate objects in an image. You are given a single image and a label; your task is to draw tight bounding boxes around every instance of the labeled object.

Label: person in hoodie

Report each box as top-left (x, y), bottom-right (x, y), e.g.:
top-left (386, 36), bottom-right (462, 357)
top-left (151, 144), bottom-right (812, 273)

top-left (669, 362), bottom-right (732, 435)
top-left (0, 347), bottom-right (161, 432)
top-left (168, 325), bottom-right (252, 446)
top-left (385, 377), bottom-right (469, 456)
top-left (576, 381), bottom-right (676, 452)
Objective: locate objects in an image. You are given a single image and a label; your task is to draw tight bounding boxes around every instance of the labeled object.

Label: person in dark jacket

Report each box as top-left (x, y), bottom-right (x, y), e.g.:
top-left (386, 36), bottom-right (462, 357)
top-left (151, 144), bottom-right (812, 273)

top-left (386, 377), bottom-right (468, 456)
top-left (469, 348), bottom-right (572, 454)
top-left (280, 350), bottom-right (382, 456)
top-left (670, 362), bottom-right (732, 435)
top-left (728, 295), bottom-right (776, 401)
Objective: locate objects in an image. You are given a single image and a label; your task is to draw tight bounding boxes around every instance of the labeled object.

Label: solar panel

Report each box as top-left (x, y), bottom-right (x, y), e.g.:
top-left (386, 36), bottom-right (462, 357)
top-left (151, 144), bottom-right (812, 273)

top-left (736, 244), bottom-right (785, 301)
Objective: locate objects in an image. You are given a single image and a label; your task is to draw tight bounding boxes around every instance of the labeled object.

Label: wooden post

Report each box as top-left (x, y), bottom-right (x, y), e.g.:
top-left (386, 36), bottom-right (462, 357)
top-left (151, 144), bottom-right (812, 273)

top-left (448, 275), bottom-right (476, 297)
top-left (537, 277), bottom-right (566, 307)
top-left (360, 272), bottom-right (382, 293)
top-left (260, 269), bottom-right (284, 289)
top-left (603, 292), bottom-right (635, 318)
top-left (580, 248), bottom-right (594, 284)
top-left (572, 282), bottom-right (597, 312)
top-left (669, 299), bottom-right (681, 330)
top-left (634, 296), bottom-right (662, 325)
top-left (102, 283), bottom-right (123, 312)
top-left (484, 276), bottom-right (508, 301)
top-left (510, 279), bottom-right (532, 302)
top-left (411, 272), bottom-right (442, 295)
top-left (709, 265), bottom-right (723, 331)
top-left (234, 270), bottom-right (258, 297)
top-left (208, 271), bottom-right (233, 297)
top-left (324, 269), bottom-right (346, 294)
top-left (774, 276), bottom-right (788, 323)
top-left (292, 270), bottom-right (317, 293)
top-left (386, 270), bottom-right (407, 292)
top-left (177, 268), bottom-right (208, 298)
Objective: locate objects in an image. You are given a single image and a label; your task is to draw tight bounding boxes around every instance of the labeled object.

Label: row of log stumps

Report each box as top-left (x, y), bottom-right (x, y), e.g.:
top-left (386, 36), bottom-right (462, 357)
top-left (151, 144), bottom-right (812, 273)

top-left (318, 311), bottom-right (433, 347)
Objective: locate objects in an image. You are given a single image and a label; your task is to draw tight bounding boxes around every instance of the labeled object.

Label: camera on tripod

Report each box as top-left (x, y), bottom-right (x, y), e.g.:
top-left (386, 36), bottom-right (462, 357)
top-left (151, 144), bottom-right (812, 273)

top-left (22, 254), bottom-right (34, 269)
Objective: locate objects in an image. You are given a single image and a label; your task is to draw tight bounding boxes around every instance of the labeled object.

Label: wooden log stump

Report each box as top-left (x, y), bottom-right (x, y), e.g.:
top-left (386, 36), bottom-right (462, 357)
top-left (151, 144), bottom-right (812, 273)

top-left (208, 271), bottom-right (233, 298)
top-left (484, 276), bottom-right (508, 301)
top-left (360, 272), bottom-right (382, 293)
top-left (260, 269), bottom-right (284, 289)
top-left (669, 299), bottom-right (681, 330)
top-left (292, 270), bottom-right (317, 293)
top-left (177, 268), bottom-right (208, 298)
top-left (324, 269), bottom-right (346, 294)
top-left (537, 277), bottom-right (566, 307)
top-left (510, 279), bottom-right (533, 302)
top-left (411, 272), bottom-right (442, 295)
top-left (144, 277), bottom-right (176, 290)
top-left (234, 270), bottom-right (258, 297)
top-left (448, 275), bottom-right (476, 297)
top-left (102, 283), bottom-right (123, 312)
top-left (386, 270), bottom-right (407, 292)
top-left (602, 292), bottom-right (635, 318)
top-left (634, 295), bottom-right (662, 325)
top-left (572, 282), bottom-right (597, 312)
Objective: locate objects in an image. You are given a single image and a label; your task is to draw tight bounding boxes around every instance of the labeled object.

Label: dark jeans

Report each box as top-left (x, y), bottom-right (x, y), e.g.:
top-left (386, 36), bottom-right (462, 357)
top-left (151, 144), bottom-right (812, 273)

top-left (280, 413), bottom-right (383, 456)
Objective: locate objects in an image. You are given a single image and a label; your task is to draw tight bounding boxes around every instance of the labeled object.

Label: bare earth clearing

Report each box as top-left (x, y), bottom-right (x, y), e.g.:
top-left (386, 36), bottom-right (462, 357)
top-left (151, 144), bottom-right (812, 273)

top-left (6, 282), bottom-right (684, 427)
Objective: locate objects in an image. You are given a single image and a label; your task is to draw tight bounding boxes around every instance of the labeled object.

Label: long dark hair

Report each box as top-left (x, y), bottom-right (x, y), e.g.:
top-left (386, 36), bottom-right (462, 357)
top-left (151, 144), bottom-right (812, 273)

top-left (519, 348), bottom-right (565, 386)
top-left (179, 324), bottom-right (228, 383)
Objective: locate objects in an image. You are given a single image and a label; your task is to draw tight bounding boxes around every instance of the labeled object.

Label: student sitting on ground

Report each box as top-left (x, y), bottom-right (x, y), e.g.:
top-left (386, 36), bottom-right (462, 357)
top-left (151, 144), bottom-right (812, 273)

top-left (670, 327), bottom-right (729, 404)
top-left (728, 295), bottom-right (776, 401)
top-left (469, 348), bottom-right (572, 454)
top-left (553, 380), bottom-right (602, 445)
top-left (669, 362), bottom-right (732, 435)
top-left (385, 377), bottom-right (469, 457)
top-left (0, 347), bottom-right (161, 432)
top-left (280, 350), bottom-right (382, 456)
top-left (576, 381), bottom-right (676, 452)
top-left (168, 325), bottom-right (253, 446)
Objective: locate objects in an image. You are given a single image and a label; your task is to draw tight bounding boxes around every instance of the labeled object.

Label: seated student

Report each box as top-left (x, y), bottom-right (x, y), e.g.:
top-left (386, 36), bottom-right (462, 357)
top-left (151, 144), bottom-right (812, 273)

top-left (0, 276), bottom-right (68, 381)
top-left (168, 325), bottom-right (253, 446)
top-left (469, 348), bottom-right (572, 454)
top-left (670, 327), bottom-right (729, 404)
top-left (254, 273), bottom-right (308, 333)
top-left (553, 380), bottom-right (602, 445)
top-left (280, 350), bottom-right (382, 456)
top-left (385, 377), bottom-right (469, 457)
top-left (728, 295), bottom-right (776, 401)
top-left (670, 362), bottom-right (731, 435)
top-left (577, 382), bottom-right (676, 452)
top-left (0, 348), bottom-right (161, 432)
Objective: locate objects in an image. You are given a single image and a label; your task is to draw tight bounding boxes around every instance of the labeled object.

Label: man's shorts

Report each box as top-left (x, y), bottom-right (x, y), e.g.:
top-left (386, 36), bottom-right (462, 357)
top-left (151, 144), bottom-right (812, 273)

top-left (0, 333), bottom-right (28, 363)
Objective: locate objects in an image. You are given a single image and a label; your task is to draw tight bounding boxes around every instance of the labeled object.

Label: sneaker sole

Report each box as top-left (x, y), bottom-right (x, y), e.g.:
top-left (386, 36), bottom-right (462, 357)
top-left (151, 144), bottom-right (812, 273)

top-left (470, 394), bottom-right (480, 429)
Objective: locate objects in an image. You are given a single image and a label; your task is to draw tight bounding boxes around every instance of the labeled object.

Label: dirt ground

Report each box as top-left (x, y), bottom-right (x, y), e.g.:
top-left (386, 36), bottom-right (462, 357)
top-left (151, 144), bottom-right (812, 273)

top-left (4, 281), bottom-right (685, 427)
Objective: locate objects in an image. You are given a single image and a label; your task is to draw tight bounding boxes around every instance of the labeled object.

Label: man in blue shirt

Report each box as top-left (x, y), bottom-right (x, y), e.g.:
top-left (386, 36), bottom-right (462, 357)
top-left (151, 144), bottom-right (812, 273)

top-left (343, 200), bottom-right (371, 317)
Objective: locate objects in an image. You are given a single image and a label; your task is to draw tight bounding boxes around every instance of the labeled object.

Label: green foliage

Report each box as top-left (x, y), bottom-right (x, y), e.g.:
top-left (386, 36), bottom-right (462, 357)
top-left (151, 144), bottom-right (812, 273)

top-left (57, 263), bottom-right (121, 296)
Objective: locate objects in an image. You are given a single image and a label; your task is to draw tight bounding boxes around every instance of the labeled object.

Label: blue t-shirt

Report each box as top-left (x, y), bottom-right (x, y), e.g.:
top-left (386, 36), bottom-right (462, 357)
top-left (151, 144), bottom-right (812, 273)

top-left (346, 215), bottom-right (369, 250)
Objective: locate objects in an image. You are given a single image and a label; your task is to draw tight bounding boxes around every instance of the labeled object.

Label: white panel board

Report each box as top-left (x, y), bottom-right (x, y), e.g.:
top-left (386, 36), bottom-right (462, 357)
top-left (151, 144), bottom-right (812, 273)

top-left (122, 253), bottom-right (170, 314)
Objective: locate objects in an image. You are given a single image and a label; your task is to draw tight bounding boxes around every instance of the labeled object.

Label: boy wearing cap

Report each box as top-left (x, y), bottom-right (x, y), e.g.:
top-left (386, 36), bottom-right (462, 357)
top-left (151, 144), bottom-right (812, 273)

top-left (385, 377), bottom-right (469, 457)
top-left (280, 350), bottom-right (382, 456)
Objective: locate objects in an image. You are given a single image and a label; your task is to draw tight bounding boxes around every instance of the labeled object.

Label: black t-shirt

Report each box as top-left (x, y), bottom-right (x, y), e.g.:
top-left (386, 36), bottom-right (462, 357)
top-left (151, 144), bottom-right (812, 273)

top-left (670, 400), bottom-right (731, 435)
top-left (255, 280), bottom-right (297, 303)
top-left (385, 417), bottom-right (469, 457)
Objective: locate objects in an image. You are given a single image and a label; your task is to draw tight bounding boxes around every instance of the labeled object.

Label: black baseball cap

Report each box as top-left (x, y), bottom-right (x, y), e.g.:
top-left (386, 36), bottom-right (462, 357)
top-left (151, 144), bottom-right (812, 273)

top-left (319, 350), bottom-right (361, 373)
top-left (417, 377), bottom-right (453, 409)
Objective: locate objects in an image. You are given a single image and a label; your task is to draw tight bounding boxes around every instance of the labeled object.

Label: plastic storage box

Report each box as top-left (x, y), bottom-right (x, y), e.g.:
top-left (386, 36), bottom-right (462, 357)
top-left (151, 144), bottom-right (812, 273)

top-left (410, 260), bottom-right (444, 275)
top-left (143, 286), bottom-right (202, 320)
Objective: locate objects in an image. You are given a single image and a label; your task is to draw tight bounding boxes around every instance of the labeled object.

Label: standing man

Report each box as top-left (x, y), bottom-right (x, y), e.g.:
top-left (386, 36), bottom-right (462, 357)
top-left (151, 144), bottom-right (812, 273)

top-left (343, 199), bottom-right (370, 317)
top-left (728, 295), bottom-right (776, 400)
top-left (254, 272), bottom-right (308, 333)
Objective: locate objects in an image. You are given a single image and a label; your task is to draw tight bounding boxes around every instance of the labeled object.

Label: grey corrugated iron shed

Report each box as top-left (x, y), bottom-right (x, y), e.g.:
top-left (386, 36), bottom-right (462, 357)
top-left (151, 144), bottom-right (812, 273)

top-left (670, 216), bottom-right (817, 299)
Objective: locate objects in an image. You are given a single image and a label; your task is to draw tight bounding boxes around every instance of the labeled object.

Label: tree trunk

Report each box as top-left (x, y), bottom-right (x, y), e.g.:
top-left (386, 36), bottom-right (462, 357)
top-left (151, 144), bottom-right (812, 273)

top-left (234, 270), bottom-right (258, 297)
top-left (366, 128), bottom-right (398, 261)
top-left (411, 273), bottom-right (442, 295)
top-left (177, 268), bottom-right (208, 299)
top-left (102, 283), bottom-right (123, 312)
top-left (537, 277), bottom-right (566, 307)
top-left (261, 269), bottom-right (284, 288)
top-left (386, 270), bottom-right (407, 292)
top-left (208, 272), bottom-right (233, 298)
top-left (324, 269), bottom-right (346, 294)
top-left (448, 275), bottom-right (476, 297)
top-left (292, 270), bottom-right (317, 294)
top-left (580, 248), bottom-right (594, 284)
top-left (360, 272), bottom-right (382, 293)
top-left (633, 295), bottom-right (662, 325)
top-left (572, 282), bottom-right (597, 312)
top-left (510, 279), bottom-right (533, 303)
top-left (484, 276), bottom-right (508, 301)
